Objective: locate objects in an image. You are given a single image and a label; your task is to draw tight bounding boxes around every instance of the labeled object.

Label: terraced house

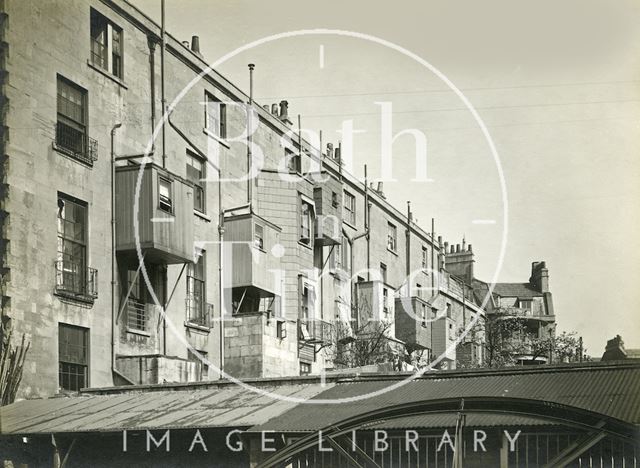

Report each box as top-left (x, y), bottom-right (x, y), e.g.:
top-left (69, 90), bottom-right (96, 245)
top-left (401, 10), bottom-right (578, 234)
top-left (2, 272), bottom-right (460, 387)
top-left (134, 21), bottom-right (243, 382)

top-left (0, 0), bottom-right (555, 399)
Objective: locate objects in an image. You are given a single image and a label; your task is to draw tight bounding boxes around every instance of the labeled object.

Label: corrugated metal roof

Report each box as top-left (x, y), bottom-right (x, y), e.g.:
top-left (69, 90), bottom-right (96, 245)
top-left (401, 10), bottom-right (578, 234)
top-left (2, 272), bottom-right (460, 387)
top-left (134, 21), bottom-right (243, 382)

top-left (250, 363), bottom-right (640, 432)
top-left (0, 382), bottom-right (332, 435)
top-left (366, 413), bottom-right (550, 430)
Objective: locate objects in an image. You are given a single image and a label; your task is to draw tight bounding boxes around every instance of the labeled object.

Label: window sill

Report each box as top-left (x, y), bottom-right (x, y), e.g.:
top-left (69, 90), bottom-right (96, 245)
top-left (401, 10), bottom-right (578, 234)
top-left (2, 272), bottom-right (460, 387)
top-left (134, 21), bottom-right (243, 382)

top-left (387, 248), bottom-right (398, 257)
top-left (87, 60), bottom-right (128, 89)
top-left (203, 129), bottom-right (231, 149)
top-left (298, 240), bottom-right (313, 251)
top-left (194, 210), bottom-right (211, 222)
top-left (184, 321), bottom-right (211, 334)
top-left (126, 328), bottom-right (151, 337)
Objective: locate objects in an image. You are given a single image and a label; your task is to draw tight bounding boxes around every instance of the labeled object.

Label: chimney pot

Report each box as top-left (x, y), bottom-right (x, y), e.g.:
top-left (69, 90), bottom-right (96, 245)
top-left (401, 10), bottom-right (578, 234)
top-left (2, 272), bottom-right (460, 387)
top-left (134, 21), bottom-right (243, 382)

top-left (468, 244), bottom-right (472, 252)
top-left (450, 245), bottom-right (455, 253)
top-left (182, 40), bottom-right (190, 48)
top-left (326, 143), bottom-right (334, 158)
top-left (279, 100), bottom-right (289, 121)
top-left (191, 35), bottom-right (201, 55)
top-left (377, 181), bottom-right (384, 193)
top-left (263, 105), bottom-right (269, 111)
top-left (456, 244), bottom-right (460, 253)
top-left (271, 103), bottom-right (279, 116)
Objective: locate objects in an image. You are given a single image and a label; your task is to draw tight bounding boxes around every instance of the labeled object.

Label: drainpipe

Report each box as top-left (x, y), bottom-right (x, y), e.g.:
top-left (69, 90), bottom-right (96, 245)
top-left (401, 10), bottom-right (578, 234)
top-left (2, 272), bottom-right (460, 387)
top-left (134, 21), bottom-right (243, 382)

top-left (406, 201), bottom-right (411, 279)
top-left (148, 36), bottom-right (157, 142)
top-left (160, 0), bottom-right (167, 168)
top-left (111, 124), bottom-right (122, 378)
top-left (431, 219), bottom-right (435, 292)
top-left (247, 64), bottom-right (255, 211)
top-left (364, 165), bottom-right (370, 281)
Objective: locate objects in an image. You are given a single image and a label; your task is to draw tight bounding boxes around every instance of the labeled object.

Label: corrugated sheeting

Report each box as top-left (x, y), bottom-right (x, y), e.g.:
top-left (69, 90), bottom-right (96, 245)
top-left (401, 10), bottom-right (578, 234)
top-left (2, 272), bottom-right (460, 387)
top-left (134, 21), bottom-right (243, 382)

top-left (366, 413), bottom-right (549, 429)
top-left (250, 363), bottom-right (640, 432)
top-left (0, 382), bottom-right (333, 435)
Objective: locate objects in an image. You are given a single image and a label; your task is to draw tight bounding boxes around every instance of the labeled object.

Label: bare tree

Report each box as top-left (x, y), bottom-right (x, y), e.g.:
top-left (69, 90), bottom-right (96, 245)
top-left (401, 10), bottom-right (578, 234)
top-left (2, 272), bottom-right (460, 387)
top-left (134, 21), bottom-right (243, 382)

top-left (461, 310), bottom-right (584, 368)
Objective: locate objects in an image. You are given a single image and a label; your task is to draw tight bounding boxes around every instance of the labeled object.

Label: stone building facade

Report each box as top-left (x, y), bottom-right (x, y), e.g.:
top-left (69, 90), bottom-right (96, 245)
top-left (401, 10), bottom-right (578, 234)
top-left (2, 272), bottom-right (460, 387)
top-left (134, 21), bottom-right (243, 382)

top-left (0, 0), bottom-right (554, 398)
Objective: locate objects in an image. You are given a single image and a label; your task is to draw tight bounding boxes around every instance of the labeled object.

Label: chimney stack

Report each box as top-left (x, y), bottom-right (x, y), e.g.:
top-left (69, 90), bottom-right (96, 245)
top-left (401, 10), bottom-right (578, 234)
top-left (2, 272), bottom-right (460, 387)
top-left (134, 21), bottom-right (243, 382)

top-left (530, 261), bottom-right (549, 293)
top-left (445, 238), bottom-right (475, 283)
top-left (326, 143), bottom-right (334, 159)
top-left (376, 182), bottom-right (385, 198)
top-left (191, 35), bottom-right (201, 54)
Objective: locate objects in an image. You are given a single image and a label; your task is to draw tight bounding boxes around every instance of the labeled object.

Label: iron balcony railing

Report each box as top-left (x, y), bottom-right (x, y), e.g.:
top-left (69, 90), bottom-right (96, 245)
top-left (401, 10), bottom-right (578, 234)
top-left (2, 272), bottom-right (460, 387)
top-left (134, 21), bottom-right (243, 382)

top-left (298, 318), bottom-right (331, 344)
top-left (55, 122), bottom-right (98, 165)
top-left (186, 295), bottom-right (213, 328)
top-left (126, 299), bottom-right (148, 332)
top-left (54, 260), bottom-right (98, 300)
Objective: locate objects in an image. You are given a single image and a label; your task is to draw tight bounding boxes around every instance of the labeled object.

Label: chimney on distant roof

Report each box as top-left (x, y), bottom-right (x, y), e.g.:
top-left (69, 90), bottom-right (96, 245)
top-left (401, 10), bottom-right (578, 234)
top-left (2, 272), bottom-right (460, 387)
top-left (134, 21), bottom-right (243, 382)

top-left (191, 35), bottom-right (201, 55)
top-left (601, 335), bottom-right (627, 361)
top-left (279, 100), bottom-right (292, 125)
top-left (445, 238), bottom-right (475, 284)
top-left (530, 261), bottom-right (549, 293)
top-left (271, 103), bottom-right (279, 117)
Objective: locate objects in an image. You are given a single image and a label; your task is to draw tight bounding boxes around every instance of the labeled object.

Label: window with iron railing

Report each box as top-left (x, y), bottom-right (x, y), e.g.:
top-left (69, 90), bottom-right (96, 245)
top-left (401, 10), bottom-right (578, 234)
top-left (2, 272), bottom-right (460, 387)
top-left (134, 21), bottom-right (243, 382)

top-left (126, 298), bottom-right (148, 332)
top-left (124, 265), bottom-right (148, 332)
top-left (56, 76), bottom-right (97, 165)
top-left (59, 323), bottom-right (89, 391)
top-left (55, 195), bottom-right (98, 300)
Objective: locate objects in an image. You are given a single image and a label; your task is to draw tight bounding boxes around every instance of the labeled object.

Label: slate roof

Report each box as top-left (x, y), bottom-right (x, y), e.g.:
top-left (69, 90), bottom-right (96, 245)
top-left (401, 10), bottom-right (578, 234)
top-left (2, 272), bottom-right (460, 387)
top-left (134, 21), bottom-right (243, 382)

top-left (491, 282), bottom-right (542, 298)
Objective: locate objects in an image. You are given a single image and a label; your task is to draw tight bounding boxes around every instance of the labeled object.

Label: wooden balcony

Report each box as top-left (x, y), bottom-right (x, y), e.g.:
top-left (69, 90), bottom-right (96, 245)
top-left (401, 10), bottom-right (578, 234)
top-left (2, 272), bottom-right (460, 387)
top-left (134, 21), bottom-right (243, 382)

top-left (394, 296), bottom-right (431, 350)
top-left (115, 164), bottom-right (194, 264)
top-left (313, 172), bottom-right (342, 246)
top-left (223, 213), bottom-right (282, 296)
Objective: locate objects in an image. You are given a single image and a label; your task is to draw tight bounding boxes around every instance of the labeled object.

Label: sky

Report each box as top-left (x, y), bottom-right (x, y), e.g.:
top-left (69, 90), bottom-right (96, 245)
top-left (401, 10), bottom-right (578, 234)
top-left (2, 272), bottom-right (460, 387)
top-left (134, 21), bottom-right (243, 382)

top-left (131, 0), bottom-right (640, 356)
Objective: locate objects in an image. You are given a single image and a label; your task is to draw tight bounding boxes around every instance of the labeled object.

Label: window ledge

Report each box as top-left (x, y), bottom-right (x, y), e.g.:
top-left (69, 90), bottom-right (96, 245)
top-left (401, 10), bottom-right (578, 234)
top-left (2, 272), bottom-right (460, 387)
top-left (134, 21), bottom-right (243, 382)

top-left (298, 240), bottom-right (313, 251)
top-left (203, 129), bottom-right (230, 149)
top-left (126, 328), bottom-right (151, 337)
top-left (87, 60), bottom-right (128, 89)
top-left (387, 248), bottom-right (399, 257)
top-left (184, 321), bottom-right (211, 334)
top-left (343, 220), bottom-right (357, 230)
top-left (194, 210), bottom-right (211, 222)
